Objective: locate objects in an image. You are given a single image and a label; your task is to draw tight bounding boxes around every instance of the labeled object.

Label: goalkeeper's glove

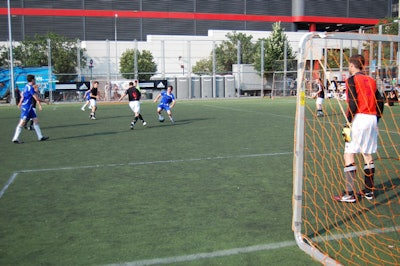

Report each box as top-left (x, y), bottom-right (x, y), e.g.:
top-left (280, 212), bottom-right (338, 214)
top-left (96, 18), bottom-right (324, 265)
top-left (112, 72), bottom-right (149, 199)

top-left (341, 124), bottom-right (351, 142)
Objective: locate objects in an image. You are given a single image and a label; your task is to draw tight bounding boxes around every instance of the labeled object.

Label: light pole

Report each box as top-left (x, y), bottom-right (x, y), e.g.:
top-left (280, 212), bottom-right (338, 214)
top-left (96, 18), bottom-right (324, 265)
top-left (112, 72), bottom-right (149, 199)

top-left (7, 0), bottom-right (15, 105)
top-left (114, 13), bottom-right (118, 80)
top-left (89, 59), bottom-right (94, 81)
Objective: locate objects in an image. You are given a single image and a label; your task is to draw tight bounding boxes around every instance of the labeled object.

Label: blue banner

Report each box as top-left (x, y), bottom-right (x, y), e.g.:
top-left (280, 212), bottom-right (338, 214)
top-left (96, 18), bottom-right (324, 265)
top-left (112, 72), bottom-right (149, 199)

top-left (0, 67), bottom-right (56, 98)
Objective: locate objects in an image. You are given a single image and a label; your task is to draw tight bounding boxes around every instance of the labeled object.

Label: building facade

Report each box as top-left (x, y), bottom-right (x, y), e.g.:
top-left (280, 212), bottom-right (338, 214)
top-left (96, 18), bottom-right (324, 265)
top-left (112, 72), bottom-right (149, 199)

top-left (0, 0), bottom-right (394, 41)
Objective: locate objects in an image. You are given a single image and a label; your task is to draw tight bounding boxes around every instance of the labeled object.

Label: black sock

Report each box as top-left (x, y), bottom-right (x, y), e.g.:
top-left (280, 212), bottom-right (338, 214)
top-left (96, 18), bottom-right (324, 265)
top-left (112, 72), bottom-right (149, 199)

top-left (138, 114), bottom-right (144, 121)
top-left (363, 163), bottom-right (375, 192)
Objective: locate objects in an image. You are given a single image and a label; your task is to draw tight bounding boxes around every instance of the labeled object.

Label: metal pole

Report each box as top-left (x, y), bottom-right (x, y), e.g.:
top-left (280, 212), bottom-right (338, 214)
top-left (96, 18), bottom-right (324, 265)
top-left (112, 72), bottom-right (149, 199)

top-left (284, 42), bottom-right (288, 96)
top-left (187, 41), bottom-right (192, 98)
top-left (77, 39), bottom-right (81, 82)
top-left (161, 40), bottom-right (165, 79)
top-left (237, 40), bottom-right (241, 97)
top-left (212, 41), bottom-right (216, 98)
top-left (378, 25), bottom-right (382, 79)
top-left (7, 0), bottom-right (15, 105)
top-left (47, 39), bottom-right (53, 103)
top-left (134, 40), bottom-right (138, 80)
top-left (358, 27), bottom-right (363, 54)
top-left (114, 13), bottom-right (118, 80)
top-left (261, 40), bottom-right (264, 97)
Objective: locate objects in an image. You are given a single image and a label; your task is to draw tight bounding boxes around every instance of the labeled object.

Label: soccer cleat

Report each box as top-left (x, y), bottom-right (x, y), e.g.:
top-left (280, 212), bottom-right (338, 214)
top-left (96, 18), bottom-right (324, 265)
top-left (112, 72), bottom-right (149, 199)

top-left (81, 107), bottom-right (85, 111)
top-left (12, 139), bottom-right (23, 144)
top-left (130, 122), bottom-right (135, 130)
top-left (333, 192), bottom-right (356, 203)
top-left (357, 189), bottom-right (374, 200)
top-left (91, 116), bottom-right (96, 120)
top-left (39, 136), bottom-right (49, 141)
top-left (142, 121), bottom-right (147, 126)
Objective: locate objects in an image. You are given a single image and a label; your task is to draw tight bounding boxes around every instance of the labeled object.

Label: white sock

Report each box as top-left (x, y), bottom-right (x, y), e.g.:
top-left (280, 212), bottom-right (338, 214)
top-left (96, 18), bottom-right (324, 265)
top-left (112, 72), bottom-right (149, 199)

top-left (34, 123), bottom-right (43, 140)
top-left (12, 126), bottom-right (22, 141)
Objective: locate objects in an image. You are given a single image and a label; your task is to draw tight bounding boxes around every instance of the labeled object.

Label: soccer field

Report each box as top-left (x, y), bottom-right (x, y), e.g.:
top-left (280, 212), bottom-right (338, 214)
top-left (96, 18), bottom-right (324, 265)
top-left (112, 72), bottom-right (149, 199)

top-left (0, 98), bottom-right (321, 266)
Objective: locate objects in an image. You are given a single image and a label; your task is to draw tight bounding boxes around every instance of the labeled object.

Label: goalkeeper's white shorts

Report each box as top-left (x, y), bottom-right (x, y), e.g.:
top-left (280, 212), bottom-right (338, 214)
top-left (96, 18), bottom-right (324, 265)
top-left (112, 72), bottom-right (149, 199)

top-left (345, 113), bottom-right (378, 154)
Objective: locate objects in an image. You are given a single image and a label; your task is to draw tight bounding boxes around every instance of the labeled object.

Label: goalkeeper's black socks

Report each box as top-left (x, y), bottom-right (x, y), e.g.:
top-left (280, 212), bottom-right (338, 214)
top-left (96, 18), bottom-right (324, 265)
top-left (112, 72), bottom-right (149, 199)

top-left (363, 163), bottom-right (375, 192)
top-left (133, 116), bottom-right (139, 123)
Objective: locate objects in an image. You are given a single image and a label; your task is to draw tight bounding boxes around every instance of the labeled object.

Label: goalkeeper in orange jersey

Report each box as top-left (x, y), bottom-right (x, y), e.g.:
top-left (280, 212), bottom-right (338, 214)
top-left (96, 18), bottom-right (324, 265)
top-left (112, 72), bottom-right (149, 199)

top-left (334, 54), bottom-right (384, 203)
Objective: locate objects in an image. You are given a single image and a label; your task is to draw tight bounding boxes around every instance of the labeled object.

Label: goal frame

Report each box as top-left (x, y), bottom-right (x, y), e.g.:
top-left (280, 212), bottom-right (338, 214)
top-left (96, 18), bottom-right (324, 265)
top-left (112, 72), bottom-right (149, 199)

top-left (292, 31), bottom-right (400, 265)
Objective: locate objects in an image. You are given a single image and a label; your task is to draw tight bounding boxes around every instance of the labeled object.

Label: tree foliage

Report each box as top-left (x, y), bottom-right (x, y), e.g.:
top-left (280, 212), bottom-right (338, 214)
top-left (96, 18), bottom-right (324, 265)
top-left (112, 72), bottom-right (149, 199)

top-left (0, 33), bottom-right (86, 83)
top-left (193, 24), bottom-right (295, 77)
top-left (253, 22), bottom-right (296, 77)
top-left (215, 32), bottom-right (256, 73)
top-left (192, 32), bottom-right (256, 74)
top-left (192, 57), bottom-right (213, 75)
top-left (120, 49), bottom-right (157, 80)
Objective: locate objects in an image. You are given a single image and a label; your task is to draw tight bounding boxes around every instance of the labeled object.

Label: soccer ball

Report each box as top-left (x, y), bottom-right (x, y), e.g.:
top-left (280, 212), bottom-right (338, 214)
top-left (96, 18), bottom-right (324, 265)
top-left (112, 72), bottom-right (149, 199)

top-left (159, 116), bottom-right (165, 122)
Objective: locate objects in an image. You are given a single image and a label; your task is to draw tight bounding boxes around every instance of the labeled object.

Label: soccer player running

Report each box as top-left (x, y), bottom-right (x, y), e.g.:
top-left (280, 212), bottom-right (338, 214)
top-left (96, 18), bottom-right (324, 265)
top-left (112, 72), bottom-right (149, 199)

top-left (334, 54), bottom-right (384, 203)
top-left (118, 80), bottom-right (147, 129)
top-left (89, 81), bottom-right (99, 120)
top-left (25, 84), bottom-right (48, 130)
top-left (81, 88), bottom-right (91, 111)
top-left (153, 85), bottom-right (176, 124)
top-left (11, 74), bottom-right (49, 143)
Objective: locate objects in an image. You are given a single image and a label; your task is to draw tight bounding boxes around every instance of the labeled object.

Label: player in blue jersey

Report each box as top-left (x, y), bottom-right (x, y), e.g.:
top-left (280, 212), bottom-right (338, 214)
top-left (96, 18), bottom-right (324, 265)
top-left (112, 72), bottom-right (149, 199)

top-left (153, 85), bottom-right (176, 123)
top-left (11, 74), bottom-right (49, 143)
top-left (81, 88), bottom-right (91, 111)
top-left (25, 84), bottom-right (48, 130)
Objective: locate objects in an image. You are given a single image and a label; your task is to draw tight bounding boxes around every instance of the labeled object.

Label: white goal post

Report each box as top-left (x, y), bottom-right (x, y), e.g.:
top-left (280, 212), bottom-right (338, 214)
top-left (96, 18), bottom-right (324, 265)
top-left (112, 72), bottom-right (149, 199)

top-left (293, 31), bottom-right (400, 265)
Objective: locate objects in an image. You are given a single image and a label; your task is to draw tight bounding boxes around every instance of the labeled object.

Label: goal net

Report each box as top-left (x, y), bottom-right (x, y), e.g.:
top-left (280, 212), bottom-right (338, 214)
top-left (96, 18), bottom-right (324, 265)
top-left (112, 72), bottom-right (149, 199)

top-left (293, 32), bottom-right (400, 265)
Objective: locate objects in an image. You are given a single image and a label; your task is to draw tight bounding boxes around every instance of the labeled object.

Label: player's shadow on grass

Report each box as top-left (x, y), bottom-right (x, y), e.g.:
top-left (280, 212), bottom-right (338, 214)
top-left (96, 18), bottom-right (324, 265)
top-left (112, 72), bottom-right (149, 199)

top-left (307, 177), bottom-right (400, 240)
top-left (50, 131), bottom-right (124, 141)
top-left (43, 122), bottom-right (94, 130)
top-left (146, 117), bottom-right (212, 128)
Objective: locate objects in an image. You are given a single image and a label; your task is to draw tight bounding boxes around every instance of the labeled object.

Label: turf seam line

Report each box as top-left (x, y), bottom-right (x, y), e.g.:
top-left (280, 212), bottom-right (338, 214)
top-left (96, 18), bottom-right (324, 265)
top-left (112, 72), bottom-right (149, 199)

top-left (0, 152), bottom-right (292, 200)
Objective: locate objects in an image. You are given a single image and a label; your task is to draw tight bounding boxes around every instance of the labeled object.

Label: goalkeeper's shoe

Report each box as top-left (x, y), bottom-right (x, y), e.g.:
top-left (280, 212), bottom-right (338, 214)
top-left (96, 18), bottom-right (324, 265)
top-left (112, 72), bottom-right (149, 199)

top-left (334, 192), bottom-right (356, 203)
top-left (357, 189), bottom-right (374, 200)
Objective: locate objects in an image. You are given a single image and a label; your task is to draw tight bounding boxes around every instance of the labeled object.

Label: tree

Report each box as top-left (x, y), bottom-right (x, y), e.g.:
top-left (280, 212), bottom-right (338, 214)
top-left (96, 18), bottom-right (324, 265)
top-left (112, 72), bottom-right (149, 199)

top-left (192, 57), bottom-right (213, 75)
top-left (120, 49), bottom-right (157, 80)
top-left (192, 32), bottom-right (256, 74)
top-left (215, 32), bottom-right (256, 73)
top-left (253, 22), bottom-right (296, 77)
top-left (0, 33), bottom-right (86, 83)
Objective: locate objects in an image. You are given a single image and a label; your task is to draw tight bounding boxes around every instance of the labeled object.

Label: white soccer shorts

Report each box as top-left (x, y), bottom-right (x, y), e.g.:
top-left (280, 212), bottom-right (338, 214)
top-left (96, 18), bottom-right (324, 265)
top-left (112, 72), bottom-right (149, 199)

top-left (129, 100), bottom-right (141, 114)
top-left (89, 99), bottom-right (97, 107)
top-left (345, 113), bottom-right (378, 154)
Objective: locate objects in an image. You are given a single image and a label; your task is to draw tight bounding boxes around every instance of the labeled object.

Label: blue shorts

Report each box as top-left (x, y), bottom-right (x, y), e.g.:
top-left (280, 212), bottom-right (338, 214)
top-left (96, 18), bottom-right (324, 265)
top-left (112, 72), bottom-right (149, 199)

top-left (20, 106), bottom-right (36, 121)
top-left (157, 103), bottom-right (170, 112)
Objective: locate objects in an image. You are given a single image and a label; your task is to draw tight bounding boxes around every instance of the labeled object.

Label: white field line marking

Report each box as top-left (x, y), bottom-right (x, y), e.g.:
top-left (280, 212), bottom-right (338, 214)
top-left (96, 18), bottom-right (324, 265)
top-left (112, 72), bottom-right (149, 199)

top-left (106, 225), bottom-right (400, 266)
top-left (106, 241), bottom-right (297, 266)
top-left (0, 172), bottom-right (18, 199)
top-left (0, 152), bottom-right (292, 200)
